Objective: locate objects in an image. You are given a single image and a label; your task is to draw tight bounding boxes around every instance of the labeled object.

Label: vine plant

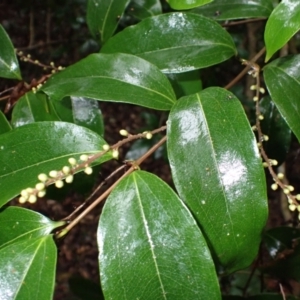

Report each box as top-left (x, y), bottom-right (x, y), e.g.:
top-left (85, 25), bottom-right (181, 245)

top-left (1, 0), bottom-right (300, 299)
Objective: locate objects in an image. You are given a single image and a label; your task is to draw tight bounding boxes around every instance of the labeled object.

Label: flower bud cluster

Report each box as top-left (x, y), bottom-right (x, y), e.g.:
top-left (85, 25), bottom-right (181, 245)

top-left (18, 154), bottom-right (95, 204)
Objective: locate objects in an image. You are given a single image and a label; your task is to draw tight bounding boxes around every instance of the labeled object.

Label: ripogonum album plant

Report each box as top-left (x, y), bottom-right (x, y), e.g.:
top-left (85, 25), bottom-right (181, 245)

top-left (1, 0), bottom-right (300, 299)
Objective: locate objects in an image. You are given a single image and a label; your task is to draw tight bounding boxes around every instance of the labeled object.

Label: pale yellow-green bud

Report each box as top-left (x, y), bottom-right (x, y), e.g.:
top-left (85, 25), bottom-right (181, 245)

top-left (119, 129), bottom-right (128, 137)
top-left (28, 195), bottom-right (37, 203)
top-left (253, 96), bottom-right (259, 102)
top-left (262, 162), bottom-right (269, 167)
top-left (80, 154), bottom-right (89, 162)
top-left (263, 135), bottom-right (269, 141)
top-left (250, 85), bottom-right (257, 90)
top-left (283, 188), bottom-right (290, 194)
top-left (26, 187), bottom-right (33, 193)
top-left (259, 87), bottom-right (265, 94)
top-left (19, 196), bottom-right (27, 203)
top-left (65, 175), bottom-right (74, 183)
top-left (277, 173), bottom-right (284, 179)
top-left (49, 170), bottom-right (58, 178)
top-left (102, 144), bottom-right (110, 151)
top-left (296, 194), bottom-right (300, 201)
top-left (112, 149), bottom-right (119, 159)
top-left (271, 159), bottom-right (278, 166)
top-left (68, 157), bottom-right (77, 166)
top-left (55, 180), bottom-right (64, 188)
top-left (258, 115), bottom-right (264, 120)
top-left (37, 190), bottom-right (46, 198)
top-left (35, 182), bottom-right (45, 191)
top-left (289, 204), bottom-right (296, 211)
top-left (288, 185), bottom-right (294, 192)
top-left (21, 189), bottom-right (29, 198)
top-left (62, 166), bottom-right (71, 175)
top-left (145, 132), bottom-right (152, 140)
top-left (38, 173), bottom-right (48, 182)
top-left (271, 183), bottom-right (278, 191)
top-left (84, 167), bottom-right (93, 175)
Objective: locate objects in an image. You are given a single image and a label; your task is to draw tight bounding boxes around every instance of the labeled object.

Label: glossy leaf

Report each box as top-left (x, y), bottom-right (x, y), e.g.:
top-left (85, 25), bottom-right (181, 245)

top-left (128, 0), bottom-right (162, 20)
top-left (0, 206), bottom-right (64, 249)
top-left (167, 87), bottom-right (268, 273)
top-left (87, 0), bottom-right (130, 43)
top-left (0, 121), bottom-right (112, 207)
top-left (11, 92), bottom-right (60, 127)
top-left (42, 53), bottom-right (176, 111)
top-left (98, 171), bottom-right (221, 299)
top-left (263, 227), bottom-right (300, 259)
top-left (0, 235), bottom-right (56, 300)
top-left (192, 0), bottom-right (273, 21)
top-left (259, 96), bottom-right (291, 165)
top-left (265, 0), bottom-right (300, 61)
top-left (264, 55), bottom-right (300, 142)
top-left (101, 12), bottom-right (236, 73)
top-left (168, 0), bottom-right (212, 10)
top-left (0, 111), bottom-right (11, 134)
top-left (0, 25), bottom-right (21, 80)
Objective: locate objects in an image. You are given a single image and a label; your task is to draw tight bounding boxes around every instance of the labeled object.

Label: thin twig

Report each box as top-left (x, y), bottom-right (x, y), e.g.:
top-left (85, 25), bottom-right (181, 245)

top-left (222, 18), bottom-right (266, 27)
top-left (279, 283), bottom-right (286, 300)
top-left (56, 135), bottom-right (167, 238)
top-left (224, 47), bottom-right (266, 90)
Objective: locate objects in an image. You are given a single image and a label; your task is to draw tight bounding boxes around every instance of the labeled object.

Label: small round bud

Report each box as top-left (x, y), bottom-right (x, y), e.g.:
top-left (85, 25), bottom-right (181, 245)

top-left (277, 173), bottom-right (284, 179)
top-left (298, 214), bottom-right (300, 221)
top-left (259, 87), bottom-right (265, 94)
top-left (297, 206), bottom-right (300, 212)
top-left (55, 180), bottom-right (64, 188)
top-left (62, 166), bottom-right (71, 175)
top-left (112, 149), bottom-right (119, 159)
top-left (283, 188), bottom-right (290, 194)
top-left (28, 195), bottom-right (37, 203)
top-left (263, 135), bottom-right (269, 141)
top-left (49, 170), bottom-right (58, 178)
top-left (253, 96), bottom-right (259, 102)
top-left (288, 185), bottom-right (294, 192)
top-left (19, 196), bottom-right (27, 203)
top-left (289, 204), bottom-right (296, 211)
top-left (271, 159), bottom-right (278, 166)
top-left (102, 144), bottom-right (110, 151)
top-left (65, 175), bottom-right (74, 183)
top-left (262, 162), bottom-right (269, 167)
top-left (21, 189), bottom-right (29, 198)
top-left (68, 157), bottom-right (77, 166)
top-left (26, 188), bottom-right (33, 193)
top-left (250, 85), bottom-right (257, 90)
top-left (119, 129), bottom-right (128, 137)
top-left (145, 132), bottom-right (152, 140)
top-left (35, 182), bottom-right (45, 191)
top-left (84, 167), bottom-right (93, 175)
top-left (80, 154), bottom-right (89, 162)
top-left (37, 190), bottom-right (46, 198)
top-left (251, 125), bottom-right (257, 131)
top-left (50, 61), bottom-right (55, 67)
top-left (38, 173), bottom-right (48, 182)
top-left (296, 194), bottom-right (300, 201)
top-left (257, 142), bottom-right (261, 148)
top-left (271, 183), bottom-right (278, 190)
top-left (258, 115), bottom-right (264, 120)
top-left (288, 197), bottom-right (293, 204)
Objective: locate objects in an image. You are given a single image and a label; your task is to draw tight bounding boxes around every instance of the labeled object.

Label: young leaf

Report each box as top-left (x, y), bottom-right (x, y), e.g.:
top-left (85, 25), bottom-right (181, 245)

top-left (167, 87), bottom-right (268, 273)
top-left (87, 0), bottom-right (130, 43)
top-left (127, 0), bottom-right (162, 20)
top-left (264, 55), bottom-right (300, 142)
top-left (0, 121), bottom-right (113, 207)
top-left (0, 111), bottom-right (12, 134)
top-left (168, 0), bottom-right (212, 10)
top-left (98, 171), bottom-right (221, 299)
top-left (265, 0), bottom-right (300, 62)
top-left (0, 25), bottom-right (21, 80)
top-left (42, 53), bottom-right (176, 111)
top-left (0, 236), bottom-right (56, 300)
top-left (192, 0), bottom-right (273, 20)
top-left (101, 12), bottom-right (236, 73)
top-left (0, 206), bottom-right (64, 249)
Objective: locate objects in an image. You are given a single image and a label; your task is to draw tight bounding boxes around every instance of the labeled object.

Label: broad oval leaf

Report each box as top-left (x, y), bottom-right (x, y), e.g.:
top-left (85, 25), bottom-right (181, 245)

top-left (0, 235), bottom-right (56, 300)
top-left (87, 0), bottom-right (130, 43)
top-left (42, 53), bottom-right (176, 111)
top-left (12, 92), bottom-right (105, 136)
top-left (101, 12), bottom-right (236, 73)
top-left (0, 121), bottom-right (112, 207)
top-left (167, 87), bottom-right (268, 273)
top-left (98, 171), bottom-right (221, 299)
top-left (259, 96), bottom-right (291, 165)
top-left (0, 111), bottom-right (11, 134)
top-left (192, 0), bottom-right (273, 21)
top-left (0, 206), bottom-right (64, 249)
top-left (128, 0), bottom-right (162, 20)
top-left (264, 54), bottom-right (300, 142)
top-left (168, 0), bottom-right (212, 10)
top-left (265, 0), bottom-right (300, 62)
top-left (0, 25), bottom-right (21, 80)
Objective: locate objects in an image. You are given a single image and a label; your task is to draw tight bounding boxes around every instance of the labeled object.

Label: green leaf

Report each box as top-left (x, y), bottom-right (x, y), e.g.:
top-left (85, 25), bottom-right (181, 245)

top-left (0, 121), bottom-right (112, 207)
top-left (265, 0), bottom-right (300, 62)
top-left (264, 54), bottom-right (300, 142)
top-left (168, 0), bottom-right (212, 10)
top-left (42, 53), bottom-right (176, 111)
top-left (11, 92), bottom-right (60, 127)
top-left (0, 206), bottom-right (64, 249)
top-left (0, 25), bottom-right (21, 80)
top-left (101, 12), bottom-right (236, 73)
top-left (167, 87), bottom-right (268, 273)
top-left (87, 0), bottom-right (130, 43)
top-left (0, 235), bottom-right (56, 300)
top-left (259, 96), bottom-right (291, 165)
top-left (0, 111), bottom-right (12, 134)
top-left (128, 0), bottom-right (162, 20)
top-left (192, 0), bottom-right (273, 21)
top-left (98, 171), bottom-right (221, 299)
